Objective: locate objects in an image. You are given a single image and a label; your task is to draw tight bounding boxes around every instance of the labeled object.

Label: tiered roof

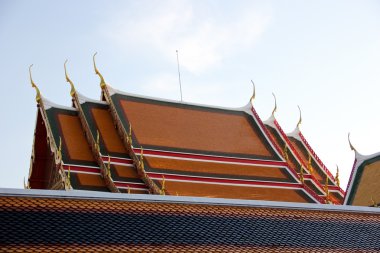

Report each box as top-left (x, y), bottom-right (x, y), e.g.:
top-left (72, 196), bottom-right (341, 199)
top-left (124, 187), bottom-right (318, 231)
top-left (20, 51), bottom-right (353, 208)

top-left (27, 56), bottom-right (344, 204)
top-left (264, 100), bottom-right (344, 204)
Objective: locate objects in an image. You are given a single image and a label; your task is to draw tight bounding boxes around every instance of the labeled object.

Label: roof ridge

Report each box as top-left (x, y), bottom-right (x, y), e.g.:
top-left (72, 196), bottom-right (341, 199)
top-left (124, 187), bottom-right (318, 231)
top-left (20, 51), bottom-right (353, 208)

top-left (108, 84), bottom-right (253, 112)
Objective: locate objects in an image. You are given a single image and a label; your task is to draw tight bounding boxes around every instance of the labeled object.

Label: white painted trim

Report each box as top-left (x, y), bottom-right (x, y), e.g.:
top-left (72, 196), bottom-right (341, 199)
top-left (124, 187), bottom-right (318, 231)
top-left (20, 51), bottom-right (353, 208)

top-left (109, 162), bottom-right (134, 167)
top-left (1, 188), bottom-right (379, 213)
top-left (142, 153), bottom-right (284, 168)
top-left (77, 91), bottom-right (108, 105)
top-left (42, 96), bottom-right (76, 111)
top-left (263, 114), bottom-right (276, 128)
top-left (113, 181), bottom-right (146, 186)
top-left (287, 127), bottom-right (301, 141)
top-left (108, 84), bottom-right (249, 111)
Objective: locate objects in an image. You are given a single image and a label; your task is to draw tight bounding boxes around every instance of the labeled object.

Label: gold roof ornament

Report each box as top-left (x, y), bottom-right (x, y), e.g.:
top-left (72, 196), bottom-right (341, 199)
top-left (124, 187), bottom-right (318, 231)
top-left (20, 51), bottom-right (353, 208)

top-left (335, 165), bottom-right (340, 188)
top-left (107, 155), bottom-right (111, 177)
top-left (64, 60), bottom-right (76, 97)
top-left (57, 137), bottom-right (62, 161)
top-left (140, 147), bottom-right (144, 170)
top-left (271, 93), bottom-right (277, 116)
top-left (324, 174), bottom-right (330, 201)
top-left (371, 196), bottom-right (377, 207)
top-left (307, 153), bottom-right (313, 174)
top-left (161, 175), bottom-right (166, 195)
top-left (127, 186), bottom-right (131, 194)
top-left (348, 133), bottom-right (357, 152)
top-left (250, 80), bottom-right (256, 104)
top-left (29, 64), bottom-right (42, 103)
top-left (299, 164), bottom-right (304, 184)
top-left (128, 124), bottom-right (133, 145)
top-left (283, 144), bottom-right (289, 162)
top-left (66, 166), bottom-right (71, 190)
top-left (96, 130), bottom-right (100, 153)
top-left (93, 52), bottom-right (106, 89)
top-left (296, 105), bottom-right (302, 129)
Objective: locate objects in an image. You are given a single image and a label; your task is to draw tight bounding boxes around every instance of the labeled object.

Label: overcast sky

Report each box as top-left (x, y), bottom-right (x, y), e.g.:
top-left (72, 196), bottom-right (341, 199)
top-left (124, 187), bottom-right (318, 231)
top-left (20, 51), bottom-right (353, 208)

top-left (0, 0), bottom-right (379, 190)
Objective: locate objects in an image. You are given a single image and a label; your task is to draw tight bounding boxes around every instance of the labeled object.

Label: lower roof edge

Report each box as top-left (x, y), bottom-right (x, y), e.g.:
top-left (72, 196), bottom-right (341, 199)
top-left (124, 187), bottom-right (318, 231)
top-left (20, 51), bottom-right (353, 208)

top-left (0, 187), bottom-right (378, 214)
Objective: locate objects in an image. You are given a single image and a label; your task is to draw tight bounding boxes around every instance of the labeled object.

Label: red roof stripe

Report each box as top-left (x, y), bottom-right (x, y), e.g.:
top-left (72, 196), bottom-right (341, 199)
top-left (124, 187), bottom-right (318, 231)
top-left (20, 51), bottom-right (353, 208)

top-left (63, 165), bottom-right (100, 174)
top-left (147, 172), bottom-right (302, 189)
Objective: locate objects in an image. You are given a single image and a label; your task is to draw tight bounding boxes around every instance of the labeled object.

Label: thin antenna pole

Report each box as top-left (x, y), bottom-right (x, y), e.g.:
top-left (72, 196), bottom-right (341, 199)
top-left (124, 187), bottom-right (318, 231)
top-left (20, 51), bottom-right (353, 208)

top-left (176, 50), bottom-right (183, 102)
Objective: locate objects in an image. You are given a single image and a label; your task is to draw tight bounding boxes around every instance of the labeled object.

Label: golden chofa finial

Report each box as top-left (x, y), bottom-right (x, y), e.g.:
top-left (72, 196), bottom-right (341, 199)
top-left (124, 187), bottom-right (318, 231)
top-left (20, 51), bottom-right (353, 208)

top-left (335, 165), bottom-right (340, 188)
top-left (250, 80), bottom-right (256, 104)
top-left (29, 64), bottom-right (42, 103)
top-left (93, 52), bottom-right (106, 89)
top-left (296, 105), bottom-right (302, 129)
top-left (348, 133), bottom-right (357, 152)
top-left (271, 93), bottom-right (277, 116)
top-left (64, 59), bottom-right (76, 97)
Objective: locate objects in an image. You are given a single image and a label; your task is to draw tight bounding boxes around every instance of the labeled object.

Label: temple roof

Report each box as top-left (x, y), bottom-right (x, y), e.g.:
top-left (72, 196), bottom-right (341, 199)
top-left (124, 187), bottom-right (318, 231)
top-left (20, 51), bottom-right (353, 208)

top-left (1, 188), bottom-right (380, 252)
top-left (27, 59), bottom-right (345, 204)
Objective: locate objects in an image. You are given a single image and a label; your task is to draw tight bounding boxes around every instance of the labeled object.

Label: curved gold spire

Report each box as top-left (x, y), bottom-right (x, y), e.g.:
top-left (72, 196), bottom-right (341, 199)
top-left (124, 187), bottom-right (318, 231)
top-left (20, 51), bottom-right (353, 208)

top-left (250, 80), bottom-right (255, 103)
top-left (271, 93), bottom-right (277, 116)
top-left (29, 64), bottom-right (41, 103)
top-left (93, 52), bottom-right (106, 89)
top-left (348, 133), bottom-right (357, 152)
top-left (297, 105), bottom-right (302, 129)
top-left (64, 60), bottom-right (76, 97)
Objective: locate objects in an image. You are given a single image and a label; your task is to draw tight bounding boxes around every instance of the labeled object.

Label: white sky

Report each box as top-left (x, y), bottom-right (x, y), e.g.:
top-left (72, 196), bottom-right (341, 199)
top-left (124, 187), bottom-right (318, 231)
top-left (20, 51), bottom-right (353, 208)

top-left (0, 0), bottom-right (379, 190)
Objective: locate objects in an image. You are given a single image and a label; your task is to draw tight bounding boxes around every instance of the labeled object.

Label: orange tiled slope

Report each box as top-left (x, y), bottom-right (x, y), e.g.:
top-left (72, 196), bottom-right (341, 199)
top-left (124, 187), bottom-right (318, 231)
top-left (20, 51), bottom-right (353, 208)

top-left (111, 94), bottom-right (281, 160)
